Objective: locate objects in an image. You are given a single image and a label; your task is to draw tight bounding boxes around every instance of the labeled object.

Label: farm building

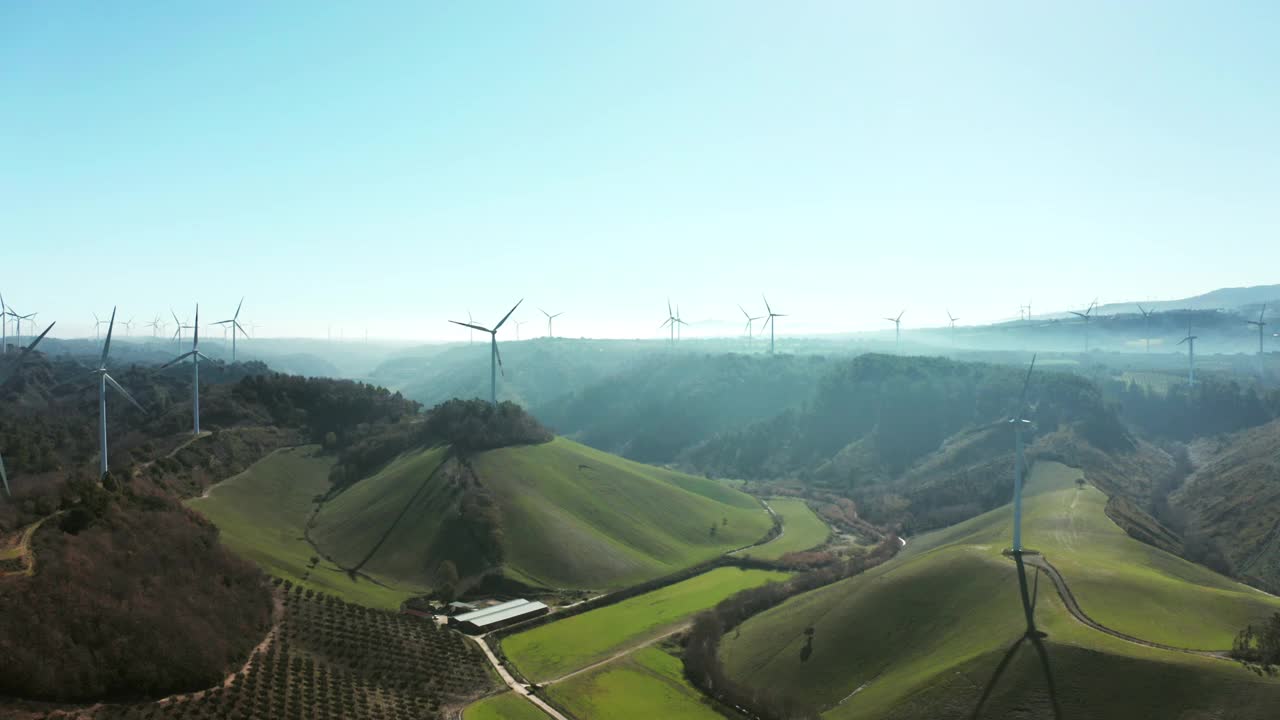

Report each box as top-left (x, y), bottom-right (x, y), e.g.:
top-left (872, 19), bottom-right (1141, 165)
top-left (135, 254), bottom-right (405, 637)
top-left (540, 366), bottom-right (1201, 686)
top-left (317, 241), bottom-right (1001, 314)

top-left (450, 599), bottom-right (548, 634)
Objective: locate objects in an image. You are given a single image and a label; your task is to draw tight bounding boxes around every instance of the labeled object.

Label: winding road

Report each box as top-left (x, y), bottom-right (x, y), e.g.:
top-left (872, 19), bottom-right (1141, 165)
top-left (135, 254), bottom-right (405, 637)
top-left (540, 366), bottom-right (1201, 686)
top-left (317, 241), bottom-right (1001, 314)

top-left (1020, 553), bottom-right (1229, 659)
top-left (470, 636), bottom-right (571, 720)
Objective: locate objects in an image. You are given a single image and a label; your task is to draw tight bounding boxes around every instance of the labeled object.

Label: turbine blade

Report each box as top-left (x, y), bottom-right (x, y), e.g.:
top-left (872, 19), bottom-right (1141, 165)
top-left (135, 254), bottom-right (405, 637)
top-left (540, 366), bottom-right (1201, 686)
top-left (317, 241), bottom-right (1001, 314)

top-left (552, 312), bottom-right (564, 319)
top-left (194, 304), bottom-right (200, 346)
top-left (22, 322), bottom-right (55, 355)
top-left (1017, 354), bottom-right (1037, 414)
top-left (449, 320), bottom-right (492, 333)
top-left (493, 337), bottom-right (505, 376)
top-left (234, 296), bottom-right (244, 320)
top-left (104, 373), bottom-right (145, 412)
top-left (739, 304), bottom-right (749, 319)
top-left (160, 351), bottom-right (197, 369)
top-left (659, 318), bottom-right (671, 329)
top-left (101, 307), bottom-right (117, 366)
top-left (897, 310), bottom-right (905, 321)
top-left (762, 294), bottom-right (772, 314)
top-left (495, 299), bottom-right (524, 331)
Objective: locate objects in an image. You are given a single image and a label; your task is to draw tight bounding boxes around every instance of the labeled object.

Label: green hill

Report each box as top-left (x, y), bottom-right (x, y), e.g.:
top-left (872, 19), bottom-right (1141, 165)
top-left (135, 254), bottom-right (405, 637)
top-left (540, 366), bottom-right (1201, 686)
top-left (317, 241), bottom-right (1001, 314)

top-left (718, 461), bottom-right (1280, 718)
top-left (310, 437), bottom-right (772, 591)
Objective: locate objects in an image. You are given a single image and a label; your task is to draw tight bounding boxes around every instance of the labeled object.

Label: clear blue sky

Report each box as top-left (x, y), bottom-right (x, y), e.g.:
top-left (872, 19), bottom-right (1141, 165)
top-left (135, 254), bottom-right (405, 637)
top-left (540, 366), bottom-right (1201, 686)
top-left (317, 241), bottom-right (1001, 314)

top-left (3, 2), bottom-right (1278, 340)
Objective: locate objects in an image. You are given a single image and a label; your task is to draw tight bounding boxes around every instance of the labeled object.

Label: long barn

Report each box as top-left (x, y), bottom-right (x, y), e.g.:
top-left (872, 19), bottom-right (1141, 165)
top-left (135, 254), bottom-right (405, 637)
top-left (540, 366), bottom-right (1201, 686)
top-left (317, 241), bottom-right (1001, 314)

top-left (449, 599), bottom-right (548, 634)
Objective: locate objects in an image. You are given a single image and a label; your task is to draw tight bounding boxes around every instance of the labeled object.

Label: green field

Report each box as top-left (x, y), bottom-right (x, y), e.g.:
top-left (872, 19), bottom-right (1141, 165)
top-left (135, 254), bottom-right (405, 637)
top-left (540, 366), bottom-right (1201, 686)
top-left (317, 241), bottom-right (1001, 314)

top-left (187, 445), bottom-right (416, 609)
top-left (463, 692), bottom-right (550, 720)
top-left (503, 566), bottom-right (789, 683)
top-left (719, 461), bottom-right (1280, 718)
top-left (312, 437), bottom-right (774, 591)
top-left (543, 647), bottom-right (725, 720)
top-left (742, 498), bottom-right (829, 560)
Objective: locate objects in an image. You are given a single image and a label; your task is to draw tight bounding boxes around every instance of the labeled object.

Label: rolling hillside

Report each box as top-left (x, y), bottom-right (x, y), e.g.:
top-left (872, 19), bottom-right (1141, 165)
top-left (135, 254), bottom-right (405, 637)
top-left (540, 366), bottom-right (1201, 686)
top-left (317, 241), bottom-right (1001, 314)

top-left (310, 437), bottom-right (773, 591)
top-left (718, 461), bottom-right (1280, 718)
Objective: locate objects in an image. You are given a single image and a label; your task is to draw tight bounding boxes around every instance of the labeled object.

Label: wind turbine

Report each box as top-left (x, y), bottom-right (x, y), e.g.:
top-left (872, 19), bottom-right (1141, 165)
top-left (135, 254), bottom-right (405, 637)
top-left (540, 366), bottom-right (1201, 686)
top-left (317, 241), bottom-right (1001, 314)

top-left (540, 308), bottom-right (564, 339)
top-left (659, 300), bottom-right (677, 344)
top-left (466, 310), bottom-right (475, 345)
top-left (884, 310), bottom-right (905, 353)
top-left (1137, 304), bottom-right (1155, 353)
top-left (514, 320), bottom-right (527, 341)
top-left (1178, 323), bottom-right (1198, 386)
top-left (0, 322), bottom-right (55, 497)
top-left (675, 305), bottom-right (689, 341)
top-left (122, 317), bottom-right (135, 337)
top-left (145, 315), bottom-right (164, 337)
top-left (170, 309), bottom-right (186, 347)
top-left (1247, 305), bottom-right (1268, 356)
top-left (760, 295), bottom-right (787, 355)
top-left (161, 305), bottom-right (209, 435)
top-left (947, 310), bottom-right (959, 345)
top-left (739, 304), bottom-right (764, 345)
top-left (0, 293), bottom-right (6, 355)
top-left (7, 307), bottom-right (35, 348)
top-left (213, 297), bottom-right (249, 362)
top-left (1068, 301), bottom-right (1096, 352)
top-left (93, 312), bottom-right (110, 341)
top-left (449, 300), bottom-right (522, 405)
top-left (90, 308), bottom-right (146, 479)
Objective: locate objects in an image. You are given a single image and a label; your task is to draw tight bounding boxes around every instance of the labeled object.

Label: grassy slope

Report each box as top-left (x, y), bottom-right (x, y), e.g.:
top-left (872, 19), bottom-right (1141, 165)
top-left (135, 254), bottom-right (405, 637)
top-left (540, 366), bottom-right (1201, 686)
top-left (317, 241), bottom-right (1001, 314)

top-left (908, 461), bottom-right (1280, 650)
top-left (473, 438), bottom-right (772, 589)
top-left (310, 445), bottom-right (458, 586)
top-left (544, 647), bottom-right (725, 720)
top-left (187, 445), bottom-right (413, 610)
top-left (743, 498), bottom-right (830, 561)
top-left (463, 693), bottom-right (551, 720)
top-left (503, 566), bottom-right (789, 683)
top-left (720, 461), bottom-right (1280, 718)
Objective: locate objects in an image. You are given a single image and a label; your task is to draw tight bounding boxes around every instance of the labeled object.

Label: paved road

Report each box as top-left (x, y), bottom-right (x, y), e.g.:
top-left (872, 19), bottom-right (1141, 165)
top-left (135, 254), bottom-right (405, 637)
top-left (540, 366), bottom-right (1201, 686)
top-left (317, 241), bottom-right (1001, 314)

top-left (470, 635), bottom-right (572, 720)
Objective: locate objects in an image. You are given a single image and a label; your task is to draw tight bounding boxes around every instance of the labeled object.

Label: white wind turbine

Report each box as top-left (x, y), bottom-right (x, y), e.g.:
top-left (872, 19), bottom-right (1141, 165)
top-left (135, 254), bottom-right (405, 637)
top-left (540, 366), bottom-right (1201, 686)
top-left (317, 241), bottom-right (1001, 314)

top-left (449, 300), bottom-right (523, 405)
top-left (90, 308), bottom-right (146, 479)
top-left (161, 304), bottom-right (209, 435)
top-left (760, 294), bottom-right (787, 355)
top-left (213, 297), bottom-right (249, 362)
top-left (0, 322), bottom-right (56, 497)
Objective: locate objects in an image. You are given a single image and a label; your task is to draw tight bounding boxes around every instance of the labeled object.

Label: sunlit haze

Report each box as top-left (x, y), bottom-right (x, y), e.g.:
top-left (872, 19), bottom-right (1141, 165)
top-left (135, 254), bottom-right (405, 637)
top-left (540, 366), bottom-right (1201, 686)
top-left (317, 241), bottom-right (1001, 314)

top-left (4, 2), bottom-right (1278, 340)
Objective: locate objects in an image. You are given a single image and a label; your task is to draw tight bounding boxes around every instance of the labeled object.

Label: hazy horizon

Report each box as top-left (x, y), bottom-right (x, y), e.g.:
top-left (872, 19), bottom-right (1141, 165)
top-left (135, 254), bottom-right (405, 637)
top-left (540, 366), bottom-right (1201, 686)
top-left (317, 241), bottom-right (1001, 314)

top-left (5, 2), bottom-right (1279, 340)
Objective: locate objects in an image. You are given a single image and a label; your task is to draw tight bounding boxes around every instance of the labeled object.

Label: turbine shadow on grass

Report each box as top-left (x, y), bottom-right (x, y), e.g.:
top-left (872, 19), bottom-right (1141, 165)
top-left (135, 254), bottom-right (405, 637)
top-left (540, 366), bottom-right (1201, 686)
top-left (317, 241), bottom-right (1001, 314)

top-left (971, 554), bottom-right (1063, 720)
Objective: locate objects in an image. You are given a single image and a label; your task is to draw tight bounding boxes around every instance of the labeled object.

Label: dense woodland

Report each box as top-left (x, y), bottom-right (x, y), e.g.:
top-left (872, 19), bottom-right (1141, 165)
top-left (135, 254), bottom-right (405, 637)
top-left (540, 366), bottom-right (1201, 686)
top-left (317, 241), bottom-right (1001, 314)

top-left (0, 483), bottom-right (272, 701)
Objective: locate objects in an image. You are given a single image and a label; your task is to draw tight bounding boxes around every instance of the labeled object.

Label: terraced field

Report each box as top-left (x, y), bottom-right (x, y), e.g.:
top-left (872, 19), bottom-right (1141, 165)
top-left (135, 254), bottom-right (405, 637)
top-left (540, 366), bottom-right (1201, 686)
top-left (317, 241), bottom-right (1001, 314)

top-left (719, 461), bottom-right (1280, 718)
top-left (503, 566), bottom-right (788, 683)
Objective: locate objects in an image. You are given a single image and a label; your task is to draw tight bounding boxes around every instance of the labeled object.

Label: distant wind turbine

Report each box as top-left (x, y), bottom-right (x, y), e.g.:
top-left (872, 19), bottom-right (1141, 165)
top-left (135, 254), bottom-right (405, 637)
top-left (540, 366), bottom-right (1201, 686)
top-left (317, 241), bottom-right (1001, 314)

top-left (659, 300), bottom-right (678, 344)
top-left (760, 294), bottom-right (787, 355)
top-left (0, 322), bottom-right (55, 497)
top-left (93, 312), bottom-right (110, 341)
top-left (676, 305), bottom-right (687, 341)
top-left (1247, 305), bottom-right (1268, 356)
top-left (466, 310), bottom-right (475, 345)
top-left (449, 300), bottom-right (522, 405)
top-left (161, 304), bottom-right (209, 435)
top-left (7, 307), bottom-right (35, 349)
top-left (91, 308), bottom-right (146, 479)
top-left (1137, 304), bottom-right (1155, 353)
top-left (739, 304), bottom-right (764, 345)
top-left (514, 319), bottom-right (527, 341)
top-left (213, 297), bottom-right (249, 362)
top-left (947, 310), bottom-right (959, 345)
top-left (540, 308), bottom-right (564, 339)
top-left (146, 315), bottom-right (165, 337)
top-left (171, 309), bottom-right (187, 347)
top-left (1068, 301), bottom-right (1096, 352)
top-left (122, 317), bottom-right (135, 337)
top-left (884, 310), bottom-right (905, 353)
top-left (1178, 323), bottom-right (1198, 386)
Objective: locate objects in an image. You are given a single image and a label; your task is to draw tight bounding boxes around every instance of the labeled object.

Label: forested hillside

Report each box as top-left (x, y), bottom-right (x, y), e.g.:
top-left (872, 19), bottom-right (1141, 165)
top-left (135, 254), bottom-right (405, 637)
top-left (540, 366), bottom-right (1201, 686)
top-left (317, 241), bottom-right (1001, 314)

top-left (539, 353), bottom-right (830, 462)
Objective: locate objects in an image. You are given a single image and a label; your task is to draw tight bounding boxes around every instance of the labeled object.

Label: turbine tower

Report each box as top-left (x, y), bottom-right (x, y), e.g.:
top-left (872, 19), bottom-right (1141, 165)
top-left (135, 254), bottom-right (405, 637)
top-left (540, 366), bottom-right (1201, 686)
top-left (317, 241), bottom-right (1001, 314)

top-left (449, 300), bottom-right (522, 405)
top-left (0, 293), bottom-right (6, 355)
top-left (161, 304), bottom-right (209, 435)
top-left (7, 307), bottom-right (35, 348)
top-left (91, 308), bottom-right (146, 479)
top-left (1247, 305), bottom-right (1268, 356)
top-left (93, 312), bottom-right (110, 341)
top-left (514, 319), bottom-right (527, 341)
top-left (947, 310), bottom-right (959, 345)
top-left (884, 310), bottom-right (905, 353)
top-left (1178, 324), bottom-right (1198, 386)
top-left (540, 308), bottom-right (564, 339)
top-left (739, 304), bottom-right (764, 345)
top-left (1068, 301), bottom-right (1096, 352)
top-left (760, 295), bottom-right (786, 355)
top-left (0, 322), bottom-right (55, 497)
top-left (1137, 304), bottom-right (1155, 353)
top-left (213, 297), bottom-right (249, 362)
top-left (1010, 355), bottom-right (1036, 555)
top-left (675, 305), bottom-right (688, 341)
